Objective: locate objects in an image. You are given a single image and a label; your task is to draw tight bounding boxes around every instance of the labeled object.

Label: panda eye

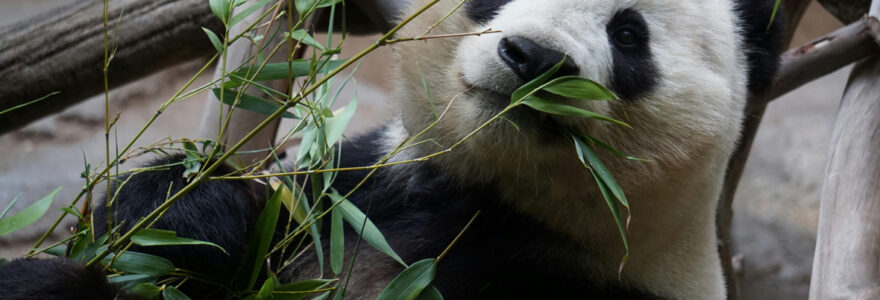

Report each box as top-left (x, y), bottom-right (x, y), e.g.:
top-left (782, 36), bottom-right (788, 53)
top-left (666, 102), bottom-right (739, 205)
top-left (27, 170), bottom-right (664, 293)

top-left (613, 29), bottom-right (638, 47)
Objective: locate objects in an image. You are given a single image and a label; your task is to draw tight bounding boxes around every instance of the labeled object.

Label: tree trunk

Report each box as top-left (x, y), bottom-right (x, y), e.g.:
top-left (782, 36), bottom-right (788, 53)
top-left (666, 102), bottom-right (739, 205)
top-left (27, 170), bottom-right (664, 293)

top-left (0, 0), bottom-right (222, 134)
top-left (0, 0), bottom-right (403, 135)
top-left (808, 54), bottom-right (880, 300)
top-left (716, 1), bottom-right (810, 299)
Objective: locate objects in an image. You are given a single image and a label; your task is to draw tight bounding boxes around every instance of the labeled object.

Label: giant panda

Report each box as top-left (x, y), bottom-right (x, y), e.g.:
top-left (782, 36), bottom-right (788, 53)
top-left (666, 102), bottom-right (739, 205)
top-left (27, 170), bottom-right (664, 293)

top-left (0, 0), bottom-right (782, 299)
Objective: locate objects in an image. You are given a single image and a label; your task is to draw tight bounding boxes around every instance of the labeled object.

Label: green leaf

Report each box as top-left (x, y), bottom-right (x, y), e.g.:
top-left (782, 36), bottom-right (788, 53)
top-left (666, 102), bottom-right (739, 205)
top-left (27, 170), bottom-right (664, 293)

top-left (288, 29), bottom-right (326, 50)
top-left (572, 135), bottom-right (629, 208)
top-left (223, 60), bottom-right (345, 89)
top-left (511, 59), bottom-right (566, 104)
top-left (102, 249), bottom-right (174, 276)
top-left (1, 194), bottom-right (21, 219)
top-left (582, 135), bottom-right (647, 162)
top-left (230, 0), bottom-right (274, 27)
top-left (181, 141), bottom-right (202, 180)
top-left (415, 286), bottom-right (444, 300)
top-left (162, 286), bottom-right (192, 300)
top-left (330, 208), bottom-right (344, 275)
top-left (202, 27), bottom-right (224, 53)
top-left (295, 0), bottom-right (316, 17)
top-left (329, 192), bottom-right (404, 265)
top-left (256, 277), bottom-right (277, 300)
top-left (131, 229), bottom-right (228, 254)
top-left (768, 0), bottom-right (782, 30)
top-left (542, 76), bottom-right (618, 101)
top-left (376, 259), bottom-right (438, 300)
top-left (522, 95), bottom-right (630, 128)
top-left (272, 279), bottom-right (334, 300)
top-left (211, 88), bottom-right (297, 119)
top-left (572, 134), bottom-right (630, 271)
top-left (107, 274), bottom-right (156, 291)
top-left (209, 0), bottom-right (231, 23)
top-left (323, 99), bottom-right (358, 147)
top-left (131, 283), bottom-right (162, 299)
top-left (0, 187), bottom-right (60, 236)
top-left (236, 187), bottom-right (282, 291)
top-left (590, 168), bottom-right (630, 272)
top-left (316, 0), bottom-right (343, 8)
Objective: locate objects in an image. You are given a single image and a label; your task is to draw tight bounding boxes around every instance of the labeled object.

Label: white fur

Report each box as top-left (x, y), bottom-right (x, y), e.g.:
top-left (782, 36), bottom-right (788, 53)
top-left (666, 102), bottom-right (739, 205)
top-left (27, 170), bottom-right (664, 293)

top-left (385, 0), bottom-right (751, 298)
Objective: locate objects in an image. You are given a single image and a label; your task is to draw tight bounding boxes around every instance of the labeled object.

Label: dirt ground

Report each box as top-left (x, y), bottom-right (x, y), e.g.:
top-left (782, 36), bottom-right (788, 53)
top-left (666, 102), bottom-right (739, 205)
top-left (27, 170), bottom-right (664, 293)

top-left (0, 1), bottom-right (850, 299)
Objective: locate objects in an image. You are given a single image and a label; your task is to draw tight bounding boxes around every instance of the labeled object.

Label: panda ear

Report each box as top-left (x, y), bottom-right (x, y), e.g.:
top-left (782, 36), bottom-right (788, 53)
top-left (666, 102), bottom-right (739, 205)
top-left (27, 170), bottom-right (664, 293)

top-left (734, 0), bottom-right (785, 94)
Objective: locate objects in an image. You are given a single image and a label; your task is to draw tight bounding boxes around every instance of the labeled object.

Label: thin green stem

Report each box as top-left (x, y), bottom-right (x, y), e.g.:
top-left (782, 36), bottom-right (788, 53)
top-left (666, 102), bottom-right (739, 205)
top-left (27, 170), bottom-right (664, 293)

top-left (84, 0), bottom-right (444, 267)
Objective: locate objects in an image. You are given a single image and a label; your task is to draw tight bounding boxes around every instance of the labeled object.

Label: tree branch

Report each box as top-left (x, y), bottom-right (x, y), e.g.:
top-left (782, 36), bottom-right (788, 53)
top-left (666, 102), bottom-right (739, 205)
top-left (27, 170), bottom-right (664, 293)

top-left (716, 1), bottom-right (810, 299)
top-left (0, 0), bottom-right (223, 134)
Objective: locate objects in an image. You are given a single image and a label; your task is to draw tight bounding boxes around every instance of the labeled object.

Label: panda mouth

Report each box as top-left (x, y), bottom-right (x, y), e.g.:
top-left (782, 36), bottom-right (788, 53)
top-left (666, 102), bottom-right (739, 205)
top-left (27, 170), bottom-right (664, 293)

top-left (461, 81), bottom-right (569, 139)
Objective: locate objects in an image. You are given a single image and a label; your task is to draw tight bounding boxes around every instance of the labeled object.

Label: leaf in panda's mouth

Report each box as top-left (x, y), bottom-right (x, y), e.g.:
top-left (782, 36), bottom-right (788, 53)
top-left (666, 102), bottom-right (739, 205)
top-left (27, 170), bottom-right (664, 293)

top-left (508, 61), bottom-right (629, 128)
top-left (505, 58), bottom-right (638, 271)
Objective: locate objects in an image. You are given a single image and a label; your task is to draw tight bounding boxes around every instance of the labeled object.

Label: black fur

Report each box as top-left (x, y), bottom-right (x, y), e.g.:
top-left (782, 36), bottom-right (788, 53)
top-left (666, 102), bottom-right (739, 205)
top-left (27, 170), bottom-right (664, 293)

top-left (606, 9), bottom-right (660, 101)
top-left (734, 0), bottom-right (784, 93)
top-left (282, 126), bottom-right (665, 299)
top-left (0, 258), bottom-right (143, 300)
top-left (466, 0), bottom-right (512, 24)
top-left (92, 154), bottom-right (267, 298)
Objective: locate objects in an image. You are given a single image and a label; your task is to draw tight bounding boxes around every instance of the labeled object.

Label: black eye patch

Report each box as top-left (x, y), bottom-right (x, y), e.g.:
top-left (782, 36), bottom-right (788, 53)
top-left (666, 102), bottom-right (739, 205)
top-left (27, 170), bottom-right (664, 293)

top-left (466, 0), bottom-right (512, 24)
top-left (606, 9), bottom-right (659, 101)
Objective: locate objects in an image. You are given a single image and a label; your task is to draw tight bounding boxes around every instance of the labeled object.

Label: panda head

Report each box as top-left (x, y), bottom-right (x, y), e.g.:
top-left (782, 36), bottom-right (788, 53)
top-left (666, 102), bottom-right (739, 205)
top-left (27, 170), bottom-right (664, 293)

top-left (390, 0), bottom-right (781, 193)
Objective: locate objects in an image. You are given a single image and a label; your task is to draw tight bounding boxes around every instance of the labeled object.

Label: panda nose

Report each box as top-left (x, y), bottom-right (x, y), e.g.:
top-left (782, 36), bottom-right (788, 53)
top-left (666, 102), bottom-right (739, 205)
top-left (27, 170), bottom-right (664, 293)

top-left (498, 37), bottom-right (580, 82)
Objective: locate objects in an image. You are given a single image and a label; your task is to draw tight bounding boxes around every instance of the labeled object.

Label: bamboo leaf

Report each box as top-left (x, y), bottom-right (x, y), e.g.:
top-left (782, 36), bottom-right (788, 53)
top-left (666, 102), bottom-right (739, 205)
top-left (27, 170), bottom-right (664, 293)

top-left (101, 250), bottom-right (174, 276)
top-left (0, 187), bottom-right (60, 236)
top-left (162, 286), bottom-right (192, 300)
top-left (590, 168), bottom-right (629, 272)
top-left (316, 0), bottom-right (343, 8)
top-left (202, 27), bottom-right (224, 53)
top-left (107, 274), bottom-right (156, 291)
top-left (510, 59), bottom-right (565, 104)
top-left (236, 187), bottom-right (282, 291)
top-left (330, 207), bottom-right (344, 275)
top-left (542, 76), bottom-right (619, 101)
top-left (181, 141), bottom-right (201, 180)
top-left (211, 88), bottom-right (297, 119)
top-left (223, 60), bottom-right (345, 89)
top-left (295, 0), bottom-right (316, 16)
top-left (376, 259), bottom-right (437, 300)
top-left (229, 0), bottom-right (274, 27)
top-left (273, 279), bottom-right (334, 300)
top-left (522, 96), bottom-right (630, 128)
top-left (768, 0), bottom-right (782, 30)
top-left (581, 135), bottom-right (647, 162)
top-left (415, 286), bottom-right (444, 300)
top-left (209, 0), bottom-right (231, 23)
top-left (131, 229), bottom-right (228, 254)
top-left (324, 99), bottom-right (358, 147)
top-left (131, 283), bottom-right (162, 299)
top-left (329, 192), bottom-right (404, 265)
top-left (256, 277), bottom-right (277, 300)
top-left (288, 29), bottom-right (326, 50)
top-left (572, 135), bottom-right (629, 208)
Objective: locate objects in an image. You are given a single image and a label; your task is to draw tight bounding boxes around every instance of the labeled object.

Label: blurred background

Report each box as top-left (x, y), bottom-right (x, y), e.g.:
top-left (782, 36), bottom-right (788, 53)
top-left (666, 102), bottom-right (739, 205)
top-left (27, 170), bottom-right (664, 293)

top-left (0, 1), bottom-right (849, 299)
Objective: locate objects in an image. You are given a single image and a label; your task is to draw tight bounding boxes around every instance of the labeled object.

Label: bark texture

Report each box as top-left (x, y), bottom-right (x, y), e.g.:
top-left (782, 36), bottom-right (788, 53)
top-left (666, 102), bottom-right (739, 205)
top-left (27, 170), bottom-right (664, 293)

top-left (0, 0), bottom-right (222, 134)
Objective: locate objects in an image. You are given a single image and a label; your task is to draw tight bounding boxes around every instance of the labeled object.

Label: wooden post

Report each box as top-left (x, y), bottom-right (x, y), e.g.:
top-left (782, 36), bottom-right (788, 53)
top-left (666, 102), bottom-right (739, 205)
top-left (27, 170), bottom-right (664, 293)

top-left (809, 2), bottom-right (880, 298)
